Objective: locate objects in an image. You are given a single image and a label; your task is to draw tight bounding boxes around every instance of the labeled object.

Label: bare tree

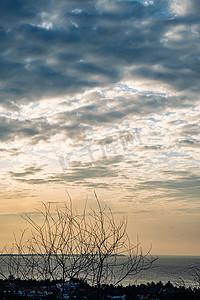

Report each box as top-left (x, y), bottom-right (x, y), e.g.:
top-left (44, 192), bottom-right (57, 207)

top-left (79, 192), bottom-right (156, 298)
top-left (0, 193), bottom-right (156, 299)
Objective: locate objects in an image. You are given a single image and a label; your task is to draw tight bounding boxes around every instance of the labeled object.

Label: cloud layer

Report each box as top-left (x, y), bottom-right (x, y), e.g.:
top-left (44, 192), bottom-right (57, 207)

top-left (1, 0), bottom-right (200, 109)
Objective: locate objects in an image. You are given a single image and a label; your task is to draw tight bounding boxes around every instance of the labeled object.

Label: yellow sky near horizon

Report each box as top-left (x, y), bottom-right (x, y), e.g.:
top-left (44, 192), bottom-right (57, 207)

top-left (0, 185), bottom-right (199, 256)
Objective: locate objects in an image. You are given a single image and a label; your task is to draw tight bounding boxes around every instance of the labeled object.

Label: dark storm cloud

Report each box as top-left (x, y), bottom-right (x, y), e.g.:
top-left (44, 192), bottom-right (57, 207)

top-left (1, 0), bottom-right (200, 109)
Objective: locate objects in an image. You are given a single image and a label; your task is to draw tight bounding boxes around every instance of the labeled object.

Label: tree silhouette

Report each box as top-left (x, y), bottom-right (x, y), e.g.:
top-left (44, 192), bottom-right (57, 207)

top-left (0, 192), bottom-right (156, 299)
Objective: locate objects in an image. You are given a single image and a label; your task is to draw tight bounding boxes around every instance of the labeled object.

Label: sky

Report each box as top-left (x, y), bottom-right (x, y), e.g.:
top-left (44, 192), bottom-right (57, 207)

top-left (0, 0), bottom-right (200, 256)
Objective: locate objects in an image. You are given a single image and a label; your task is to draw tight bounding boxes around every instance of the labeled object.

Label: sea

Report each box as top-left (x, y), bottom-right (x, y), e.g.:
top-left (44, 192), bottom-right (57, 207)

top-left (124, 255), bottom-right (200, 287)
top-left (0, 255), bottom-right (199, 287)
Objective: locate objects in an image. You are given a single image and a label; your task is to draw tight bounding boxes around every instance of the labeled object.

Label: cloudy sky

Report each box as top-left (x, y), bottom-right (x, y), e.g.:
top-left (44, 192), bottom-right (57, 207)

top-left (0, 0), bottom-right (200, 255)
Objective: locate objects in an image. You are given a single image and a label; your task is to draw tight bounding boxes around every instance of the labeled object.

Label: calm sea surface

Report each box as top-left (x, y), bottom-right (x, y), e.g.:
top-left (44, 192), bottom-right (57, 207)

top-left (125, 255), bottom-right (200, 287)
top-left (0, 255), bottom-right (199, 287)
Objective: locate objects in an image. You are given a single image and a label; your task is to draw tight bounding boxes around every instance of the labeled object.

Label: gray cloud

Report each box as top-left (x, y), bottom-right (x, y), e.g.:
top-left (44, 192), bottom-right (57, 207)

top-left (9, 162), bottom-right (119, 186)
top-left (178, 139), bottom-right (200, 148)
top-left (0, 116), bottom-right (52, 143)
top-left (0, 0), bottom-right (200, 110)
top-left (135, 173), bottom-right (200, 202)
top-left (142, 145), bottom-right (163, 151)
top-left (50, 165), bottom-right (119, 182)
top-left (0, 148), bottom-right (21, 156)
top-left (0, 116), bottom-right (89, 144)
top-left (9, 166), bottom-right (43, 178)
top-left (55, 93), bottom-right (191, 136)
top-left (137, 175), bottom-right (200, 190)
